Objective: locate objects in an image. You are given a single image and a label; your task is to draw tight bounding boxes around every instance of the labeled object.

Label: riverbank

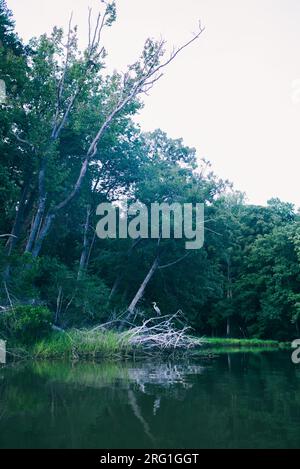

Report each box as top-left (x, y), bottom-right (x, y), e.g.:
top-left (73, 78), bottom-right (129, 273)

top-left (6, 333), bottom-right (290, 363)
top-left (11, 327), bottom-right (202, 361)
top-left (203, 337), bottom-right (290, 350)
top-left (31, 330), bottom-right (134, 360)
top-left (196, 337), bottom-right (291, 355)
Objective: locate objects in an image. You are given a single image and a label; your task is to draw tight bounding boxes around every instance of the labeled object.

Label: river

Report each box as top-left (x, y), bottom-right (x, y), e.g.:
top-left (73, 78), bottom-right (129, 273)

top-left (0, 350), bottom-right (299, 448)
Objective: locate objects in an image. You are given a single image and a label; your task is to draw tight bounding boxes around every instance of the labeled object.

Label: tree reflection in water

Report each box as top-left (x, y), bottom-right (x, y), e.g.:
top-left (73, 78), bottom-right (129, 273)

top-left (0, 352), bottom-right (300, 449)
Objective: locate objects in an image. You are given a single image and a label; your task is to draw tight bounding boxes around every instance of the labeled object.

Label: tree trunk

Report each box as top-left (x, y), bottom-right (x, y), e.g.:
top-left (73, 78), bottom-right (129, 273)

top-left (25, 163), bottom-right (47, 254)
top-left (28, 158), bottom-right (90, 258)
top-left (31, 212), bottom-right (55, 258)
top-left (226, 253), bottom-right (233, 338)
top-left (6, 181), bottom-right (30, 254)
top-left (109, 274), bottom-right (121, 300)
top-left (127, 256), bottom-right (160, 315)
top-left (3, 180), bottom-right (31, 279)
top-left (226, 317), bottom-right (231, 338)
top-left (18, 26), bottom-right (204, 259)
top-left (77, 205), bottom-right (91, 280)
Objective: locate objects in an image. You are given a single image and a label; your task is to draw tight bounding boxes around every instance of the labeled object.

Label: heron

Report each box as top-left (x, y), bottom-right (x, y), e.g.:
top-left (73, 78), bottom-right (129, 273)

top-left (152, 302), bottom-right (161, 316)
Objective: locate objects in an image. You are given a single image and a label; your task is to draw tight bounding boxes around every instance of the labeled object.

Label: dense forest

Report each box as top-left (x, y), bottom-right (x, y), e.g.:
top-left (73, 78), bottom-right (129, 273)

top-left (0, 0), bottom-right (300, 344)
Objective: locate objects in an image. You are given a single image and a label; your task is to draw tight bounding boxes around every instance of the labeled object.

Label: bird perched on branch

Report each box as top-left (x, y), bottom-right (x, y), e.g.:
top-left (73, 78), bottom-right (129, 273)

top-left (152, 302), bottom-right (161, 316)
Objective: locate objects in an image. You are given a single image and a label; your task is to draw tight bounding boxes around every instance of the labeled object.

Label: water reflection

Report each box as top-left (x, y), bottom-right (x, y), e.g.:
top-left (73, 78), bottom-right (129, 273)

top-left (0, 352), bottom-right (299, 449)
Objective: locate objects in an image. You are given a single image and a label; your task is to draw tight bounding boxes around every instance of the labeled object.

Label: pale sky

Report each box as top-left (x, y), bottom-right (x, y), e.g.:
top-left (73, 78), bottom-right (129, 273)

top-left (7, 0), bottom-right (300, 207)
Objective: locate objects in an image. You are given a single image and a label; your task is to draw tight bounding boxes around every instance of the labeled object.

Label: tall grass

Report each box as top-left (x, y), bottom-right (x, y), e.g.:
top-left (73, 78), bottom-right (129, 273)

top-left (21, 331), bottom-right (289, 362)
top-left (203, 338), bottom-right (288, 348)
top-left (32, 329), bottom-right (133, 360)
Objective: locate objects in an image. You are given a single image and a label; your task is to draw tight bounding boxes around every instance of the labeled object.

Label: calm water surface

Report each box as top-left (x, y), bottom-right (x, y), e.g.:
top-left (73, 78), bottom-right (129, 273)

top-left (0, 351), bottom-right (299, 449)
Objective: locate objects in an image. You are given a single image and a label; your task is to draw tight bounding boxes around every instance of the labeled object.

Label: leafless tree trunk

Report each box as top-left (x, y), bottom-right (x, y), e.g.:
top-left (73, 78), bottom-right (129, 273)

top-left (31, 212), bottom-right (55, 258)
top-left (77, 205), bottom-right (92, 280)
top-left (25, 162), bottom-right (47, 253)
top-left (24, 12), bottom-right (107, 256)
top-left (109, 275), bottom-right (121, 301)
top-left (3, 178), bottom-right (36, 279)
top-left (24, 22), bottom-right (204, 258)
top-left (6, 180), bottom-right (30, 254)
top-left (123, 242), bottom-right (191, 321)
top-left (127, 255), bottom-right (160, 316)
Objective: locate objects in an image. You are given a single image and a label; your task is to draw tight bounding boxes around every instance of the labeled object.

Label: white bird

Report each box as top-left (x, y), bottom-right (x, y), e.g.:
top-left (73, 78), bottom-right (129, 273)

top-left (152, 302), bottom-right (161, 315)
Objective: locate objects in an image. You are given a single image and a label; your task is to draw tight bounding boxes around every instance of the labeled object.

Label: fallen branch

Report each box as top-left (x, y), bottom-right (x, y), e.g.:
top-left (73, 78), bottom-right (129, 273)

top-left (88, 311), bottom-right (203, 351)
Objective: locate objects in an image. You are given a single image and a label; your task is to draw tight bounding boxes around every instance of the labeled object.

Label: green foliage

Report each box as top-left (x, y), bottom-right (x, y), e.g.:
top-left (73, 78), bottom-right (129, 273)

top-left (0, 2), bottom-right (299, 347)
top-left (32, 329), bottom-right (131, 360)
top-left (35, 257), bottom-right (110, 327)
top-left (0, 305), bottom-right (52, 344)
top-left (204, 337), bottom-right (286, 348)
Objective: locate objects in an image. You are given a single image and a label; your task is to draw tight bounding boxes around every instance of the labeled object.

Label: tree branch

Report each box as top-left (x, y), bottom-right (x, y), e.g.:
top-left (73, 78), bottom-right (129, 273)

top-left (159, 252), bottom-right (191, 270)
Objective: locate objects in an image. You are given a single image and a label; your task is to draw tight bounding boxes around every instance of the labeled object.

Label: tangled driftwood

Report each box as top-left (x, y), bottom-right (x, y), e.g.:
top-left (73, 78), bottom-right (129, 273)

top-left (90, 311), bottom-right (203, 352)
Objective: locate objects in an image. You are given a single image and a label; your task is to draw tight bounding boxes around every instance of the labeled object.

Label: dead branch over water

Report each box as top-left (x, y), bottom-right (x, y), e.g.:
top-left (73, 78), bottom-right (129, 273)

top-left (87, 311), bottom-right (204, 352)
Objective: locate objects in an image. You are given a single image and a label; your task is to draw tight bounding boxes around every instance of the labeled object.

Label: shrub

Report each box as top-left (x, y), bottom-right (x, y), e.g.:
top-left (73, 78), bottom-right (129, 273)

top-left (35, 257), bottom-right (110, 327)
top-left (0, 305), bottom-right (53, 345)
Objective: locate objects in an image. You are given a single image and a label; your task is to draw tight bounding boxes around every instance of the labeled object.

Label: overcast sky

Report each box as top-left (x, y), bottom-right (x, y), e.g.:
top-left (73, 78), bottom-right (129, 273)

top-left (7, 0), bottom-right (300, 207)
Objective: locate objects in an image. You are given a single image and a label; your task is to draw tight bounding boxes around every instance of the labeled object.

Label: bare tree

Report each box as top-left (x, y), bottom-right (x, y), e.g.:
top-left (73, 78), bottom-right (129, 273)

top-left (127, 255), bottom-right (161, 316)
top-left (77, 205), bottom-right (92, 280)
top-left (24, 5), bottom-right (112, 255)
top-left (126, 249), bottom-right (191, 318)
top-left (24, 11), bottom-right (204, 258)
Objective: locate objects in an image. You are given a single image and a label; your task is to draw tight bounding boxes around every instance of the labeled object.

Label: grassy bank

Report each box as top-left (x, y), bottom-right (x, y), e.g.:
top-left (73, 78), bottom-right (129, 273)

top-left (30, 330), bottom-right (134, 360)
top-left (29, 329), bottom-right (201, 361)
top-left (2, 312), bottom-right (206, 361)
top-left (203, 338), bottom-right (289, 349)
top-left (5, 332), bottom-right (290, 363)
